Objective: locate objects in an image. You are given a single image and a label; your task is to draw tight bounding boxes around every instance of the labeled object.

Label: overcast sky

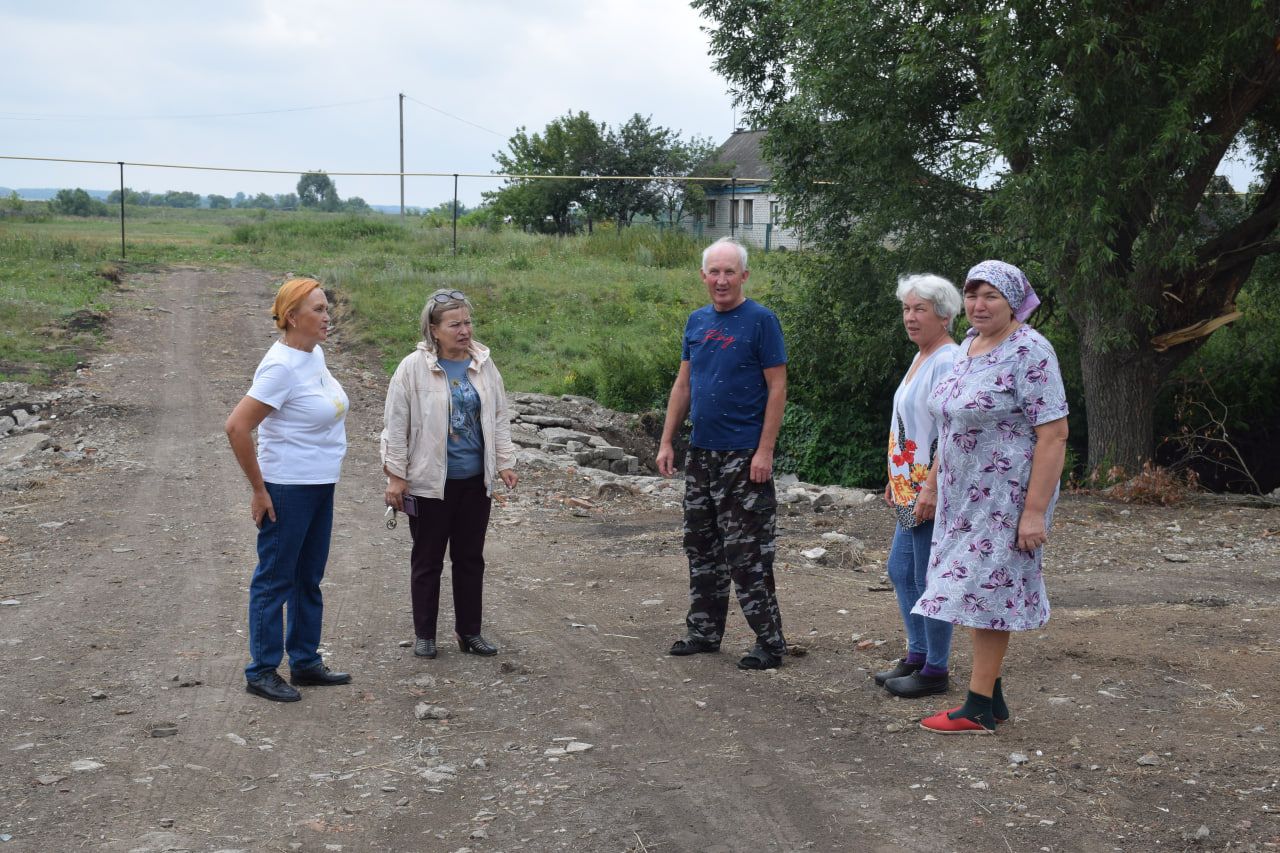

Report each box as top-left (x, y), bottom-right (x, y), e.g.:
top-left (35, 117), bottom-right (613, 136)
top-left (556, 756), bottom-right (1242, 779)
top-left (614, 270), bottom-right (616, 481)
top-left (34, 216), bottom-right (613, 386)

top-left (3, 2), bottom-right (1259, 208)
top-left (1, 0), bottom-right (740, 207)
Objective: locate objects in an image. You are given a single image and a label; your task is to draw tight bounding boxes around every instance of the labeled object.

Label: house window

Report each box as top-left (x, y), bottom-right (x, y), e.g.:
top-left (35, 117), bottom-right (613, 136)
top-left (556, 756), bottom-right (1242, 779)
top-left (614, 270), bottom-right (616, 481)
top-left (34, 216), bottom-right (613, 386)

top-left (730, 199), bottom-right (739, 227)
top-left (706, 199), bottom-right (717, 226)
top-left (769, 200), bottom-right (781, 224)
top-left (742, 199), bottom-right (753, 227)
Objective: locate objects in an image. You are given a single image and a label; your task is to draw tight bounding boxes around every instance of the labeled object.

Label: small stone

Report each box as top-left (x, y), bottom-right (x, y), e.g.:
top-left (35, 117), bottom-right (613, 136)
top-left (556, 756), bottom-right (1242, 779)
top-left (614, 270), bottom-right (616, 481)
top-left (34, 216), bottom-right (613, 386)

top-left (564, 741), bottom-right (593, 753)
top-left (35, 774), bottom-right (66, 786)
top-left (469, 828), bottom-right (488, 840)
top-left (1163, 553), bottom-right (1190, 563)
top-left (855, 639), bottom-right (876, 650)
top-left (1009, 753), bottom-right (1030, 765)
top-left (800, 547), bottom-right (827, 561)
top-left (396, 797), bottom-right (409, 807)
top-left (969, 781), bottom-right (988, 790)
top-left (1, 599), bottom-right (20, 606)
top-left (224, 733), bottom-right (247, 746)
top-left (71, 759), bottom-right (105, 772)
top-left (158, 818), bottom-right (174, 828)
top-left (1137, 752), bottom-right (1164, 766)
top-left (884, 722), bottom-right (904, 733)
top-left (414, 703), bottom-right (451, 721)
top-left (1195, 825), bottom-right (1210, 841)
top-left (398, 639), bottom-right (412, 648)
top-left (90, 690), bottom-right (107, 700)
top-left (148, 722), bottom-right (178, 738)
top-left (470, 758), bottom-right (489, 770)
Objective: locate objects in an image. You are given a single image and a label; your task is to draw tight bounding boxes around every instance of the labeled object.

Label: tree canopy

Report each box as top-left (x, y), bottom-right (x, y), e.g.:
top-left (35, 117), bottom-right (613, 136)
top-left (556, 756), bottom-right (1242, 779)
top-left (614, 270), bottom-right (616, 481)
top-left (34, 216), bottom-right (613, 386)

top-left (488, 112), bottom-right (721, 233)
top-left (694, 0), bottom-right (1280, 474)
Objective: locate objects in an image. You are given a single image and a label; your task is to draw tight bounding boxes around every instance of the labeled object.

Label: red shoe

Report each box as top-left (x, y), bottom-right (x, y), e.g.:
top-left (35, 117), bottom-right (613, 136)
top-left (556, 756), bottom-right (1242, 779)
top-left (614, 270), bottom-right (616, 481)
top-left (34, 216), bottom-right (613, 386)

top-left (921, 708), bottom-right (995, 735)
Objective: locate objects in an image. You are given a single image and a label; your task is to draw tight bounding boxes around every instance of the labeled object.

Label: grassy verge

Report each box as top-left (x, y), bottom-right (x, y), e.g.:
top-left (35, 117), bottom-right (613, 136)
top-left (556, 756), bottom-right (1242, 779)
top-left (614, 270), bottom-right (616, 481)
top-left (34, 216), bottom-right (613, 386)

top-left (0, 209), bottom-right (782, 403)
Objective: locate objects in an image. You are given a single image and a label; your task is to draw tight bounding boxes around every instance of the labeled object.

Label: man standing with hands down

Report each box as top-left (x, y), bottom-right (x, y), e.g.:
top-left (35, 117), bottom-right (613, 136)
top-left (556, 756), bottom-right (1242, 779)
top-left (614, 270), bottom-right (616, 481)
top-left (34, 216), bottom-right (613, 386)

top-left (657, 237), bottom-right (789, 670)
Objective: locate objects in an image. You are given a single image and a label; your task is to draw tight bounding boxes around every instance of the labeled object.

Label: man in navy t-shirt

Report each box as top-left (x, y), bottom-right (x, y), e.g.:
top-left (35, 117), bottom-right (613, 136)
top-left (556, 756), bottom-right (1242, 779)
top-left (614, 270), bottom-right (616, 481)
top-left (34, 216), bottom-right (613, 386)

top-left (657, 237), bottom-right (788, 670)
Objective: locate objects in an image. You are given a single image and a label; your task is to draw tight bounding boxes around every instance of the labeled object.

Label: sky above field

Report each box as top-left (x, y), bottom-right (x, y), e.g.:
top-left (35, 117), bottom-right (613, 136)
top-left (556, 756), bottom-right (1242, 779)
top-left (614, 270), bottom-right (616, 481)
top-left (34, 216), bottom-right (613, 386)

top-left (0, 0), bottom-right (740, 207)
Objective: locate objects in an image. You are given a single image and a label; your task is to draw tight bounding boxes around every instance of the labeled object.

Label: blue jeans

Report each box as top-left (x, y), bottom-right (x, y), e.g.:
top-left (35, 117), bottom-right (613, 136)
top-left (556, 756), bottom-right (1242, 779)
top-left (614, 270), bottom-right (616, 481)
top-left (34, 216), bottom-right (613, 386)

top-left (886, 521), bottom-right (952, 670)
top-left (245, 483), bottom-right (334, 681)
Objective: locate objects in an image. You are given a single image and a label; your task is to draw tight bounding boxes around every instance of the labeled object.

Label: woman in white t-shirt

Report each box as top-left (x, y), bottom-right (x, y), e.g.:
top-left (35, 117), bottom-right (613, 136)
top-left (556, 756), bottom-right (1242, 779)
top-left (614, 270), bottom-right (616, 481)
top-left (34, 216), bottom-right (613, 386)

top-left (874, 273), bottom-right (962, 700)
top-left (225, 278), bottom-right (351, 703)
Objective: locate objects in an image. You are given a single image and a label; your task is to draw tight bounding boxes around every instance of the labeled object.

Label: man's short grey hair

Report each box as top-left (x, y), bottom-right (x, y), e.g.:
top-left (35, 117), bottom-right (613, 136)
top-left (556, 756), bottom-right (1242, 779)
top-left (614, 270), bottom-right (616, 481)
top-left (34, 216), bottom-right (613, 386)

top-left (419, 288), bottom-right (474, 352)
top-left (896, 273), bottom-right (962, 331)
top-left (701, 236), bottom-right (749, 273)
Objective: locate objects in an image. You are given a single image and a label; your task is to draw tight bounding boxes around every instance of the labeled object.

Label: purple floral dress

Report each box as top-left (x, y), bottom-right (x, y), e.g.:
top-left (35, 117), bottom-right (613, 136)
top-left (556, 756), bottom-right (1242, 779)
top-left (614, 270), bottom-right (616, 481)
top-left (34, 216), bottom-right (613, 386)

top-left (911, 325), bottom-right (1069, 631)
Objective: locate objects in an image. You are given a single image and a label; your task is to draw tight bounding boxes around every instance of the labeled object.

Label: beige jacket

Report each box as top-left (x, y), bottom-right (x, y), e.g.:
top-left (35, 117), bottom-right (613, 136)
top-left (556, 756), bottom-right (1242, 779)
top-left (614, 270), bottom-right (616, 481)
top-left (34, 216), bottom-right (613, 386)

top-left (379, 341), bottom-right (517, 499)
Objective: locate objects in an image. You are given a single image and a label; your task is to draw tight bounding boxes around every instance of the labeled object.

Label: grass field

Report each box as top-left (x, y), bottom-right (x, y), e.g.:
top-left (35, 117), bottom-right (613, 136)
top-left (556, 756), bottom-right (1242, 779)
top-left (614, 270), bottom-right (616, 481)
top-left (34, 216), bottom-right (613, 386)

top-left (0, 207), bottom-right (781, 408)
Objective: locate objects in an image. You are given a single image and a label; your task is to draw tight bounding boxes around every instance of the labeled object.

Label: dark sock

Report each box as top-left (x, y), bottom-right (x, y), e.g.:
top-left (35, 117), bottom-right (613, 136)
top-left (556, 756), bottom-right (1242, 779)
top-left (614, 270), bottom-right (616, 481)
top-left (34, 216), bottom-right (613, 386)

top-left (919, 663), bottom-right (949, 679)
top-left (947, 690), bottom-right (996, 730)
top-left (992, 678), bottom-right (1010, 721)
top-left (904, 652), bottom-right (926, 666)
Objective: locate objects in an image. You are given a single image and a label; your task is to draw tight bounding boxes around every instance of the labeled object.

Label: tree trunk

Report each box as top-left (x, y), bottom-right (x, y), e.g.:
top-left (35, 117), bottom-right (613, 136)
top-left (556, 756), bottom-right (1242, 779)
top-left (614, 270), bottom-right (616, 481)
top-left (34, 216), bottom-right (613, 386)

top-left (1077, 337), bottom-right (1172, 476)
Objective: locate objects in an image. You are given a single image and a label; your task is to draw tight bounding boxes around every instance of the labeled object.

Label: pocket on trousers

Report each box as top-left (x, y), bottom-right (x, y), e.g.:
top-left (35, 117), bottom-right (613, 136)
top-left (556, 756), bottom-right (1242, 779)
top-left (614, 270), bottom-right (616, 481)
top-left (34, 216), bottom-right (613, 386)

top-left (740, 481), bottom-right (776, 514)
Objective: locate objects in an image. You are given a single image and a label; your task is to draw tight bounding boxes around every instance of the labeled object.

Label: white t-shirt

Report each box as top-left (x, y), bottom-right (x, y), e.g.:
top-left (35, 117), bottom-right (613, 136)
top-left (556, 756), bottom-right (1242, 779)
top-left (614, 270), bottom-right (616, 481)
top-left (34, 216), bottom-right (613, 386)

top-left (887, 342), bottom-right (959, 523)
top-left (247, 341), bottom-right (349, 484)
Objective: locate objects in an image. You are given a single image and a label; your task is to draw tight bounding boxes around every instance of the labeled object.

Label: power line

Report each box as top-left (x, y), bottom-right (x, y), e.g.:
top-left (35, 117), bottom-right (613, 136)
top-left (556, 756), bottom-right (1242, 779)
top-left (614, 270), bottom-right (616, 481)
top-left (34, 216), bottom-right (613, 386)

top-left (402, 95), bottom-right (503, 137)
top-left (0, 97), bottom-right (392, 122)
top-left (0, 154), bottom-right (772, 183)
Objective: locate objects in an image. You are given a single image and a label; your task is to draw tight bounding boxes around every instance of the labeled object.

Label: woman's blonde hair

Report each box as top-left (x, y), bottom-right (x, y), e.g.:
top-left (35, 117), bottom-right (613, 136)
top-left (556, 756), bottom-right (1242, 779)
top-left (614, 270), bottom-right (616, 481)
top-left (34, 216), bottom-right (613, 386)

top-left (271, 277), bottom-right (321, 331)
top-left (419, 288), bottom-right (475, 352)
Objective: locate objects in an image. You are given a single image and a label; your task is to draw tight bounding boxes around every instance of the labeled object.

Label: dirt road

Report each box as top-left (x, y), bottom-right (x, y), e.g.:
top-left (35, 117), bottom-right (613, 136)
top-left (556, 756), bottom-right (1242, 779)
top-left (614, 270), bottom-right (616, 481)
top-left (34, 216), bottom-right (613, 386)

top-left (1, 268), bottom-right (1278, 852)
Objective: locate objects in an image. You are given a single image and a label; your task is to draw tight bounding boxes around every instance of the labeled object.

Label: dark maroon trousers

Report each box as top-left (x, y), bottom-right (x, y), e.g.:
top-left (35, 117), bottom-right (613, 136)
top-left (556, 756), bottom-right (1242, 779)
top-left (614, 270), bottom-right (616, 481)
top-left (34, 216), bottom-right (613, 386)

top-left (406, 475), bottom-right (492, 639)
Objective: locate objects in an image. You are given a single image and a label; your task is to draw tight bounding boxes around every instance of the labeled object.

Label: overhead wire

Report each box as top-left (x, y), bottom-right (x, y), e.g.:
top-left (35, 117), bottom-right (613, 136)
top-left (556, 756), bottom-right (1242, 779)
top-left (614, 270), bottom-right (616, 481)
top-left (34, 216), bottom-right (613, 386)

top-left (0, 97), bottom-right (393, 122)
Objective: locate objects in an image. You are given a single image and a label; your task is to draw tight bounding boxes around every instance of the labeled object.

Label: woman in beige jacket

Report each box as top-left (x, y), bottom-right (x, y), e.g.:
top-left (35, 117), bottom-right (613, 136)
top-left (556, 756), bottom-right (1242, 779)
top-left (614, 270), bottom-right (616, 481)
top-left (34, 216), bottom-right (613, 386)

top-left (381, 289), bottom-right (518, 659)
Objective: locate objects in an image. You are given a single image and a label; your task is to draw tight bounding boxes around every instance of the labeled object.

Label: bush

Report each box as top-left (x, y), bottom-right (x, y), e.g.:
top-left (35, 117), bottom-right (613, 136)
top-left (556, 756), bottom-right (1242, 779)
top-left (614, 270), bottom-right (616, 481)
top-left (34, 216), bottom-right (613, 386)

top-left (567, 338), bottom-right (678, 412)
top-left (49, 188), bottom-right (109, 217)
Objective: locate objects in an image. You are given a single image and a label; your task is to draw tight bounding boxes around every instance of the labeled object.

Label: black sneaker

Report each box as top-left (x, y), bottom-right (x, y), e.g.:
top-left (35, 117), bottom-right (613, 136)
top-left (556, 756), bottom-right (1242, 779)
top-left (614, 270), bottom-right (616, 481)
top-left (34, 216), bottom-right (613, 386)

top-left (874, 658), bottom-right (921, 686)
top-left (884, 670), bottom-right (949, 698)
top-left (246, 671), bottom-right (301, 702)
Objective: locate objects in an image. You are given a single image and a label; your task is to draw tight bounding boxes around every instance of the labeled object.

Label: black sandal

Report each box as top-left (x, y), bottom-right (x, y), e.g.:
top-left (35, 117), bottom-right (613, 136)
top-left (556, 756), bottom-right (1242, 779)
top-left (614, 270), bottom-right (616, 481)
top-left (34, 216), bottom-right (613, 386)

top-left (737, 643), bottom-right (783, 670)
top-left (669, 637), bottom-right (720, 656)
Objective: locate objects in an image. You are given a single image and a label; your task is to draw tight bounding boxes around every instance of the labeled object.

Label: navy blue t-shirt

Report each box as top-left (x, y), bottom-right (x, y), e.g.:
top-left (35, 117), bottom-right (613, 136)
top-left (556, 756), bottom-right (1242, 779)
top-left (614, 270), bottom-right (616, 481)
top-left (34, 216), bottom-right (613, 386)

top-left (681, 298), bottom-right (787, 451)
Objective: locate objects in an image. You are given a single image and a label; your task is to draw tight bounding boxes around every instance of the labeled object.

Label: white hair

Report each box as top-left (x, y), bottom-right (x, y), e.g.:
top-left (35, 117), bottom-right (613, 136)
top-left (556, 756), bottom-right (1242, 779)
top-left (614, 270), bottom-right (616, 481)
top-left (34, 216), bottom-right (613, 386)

top-left (896, 273), bottom-right (962, 331)
top-left (701, 236), bottom-right (749, 273)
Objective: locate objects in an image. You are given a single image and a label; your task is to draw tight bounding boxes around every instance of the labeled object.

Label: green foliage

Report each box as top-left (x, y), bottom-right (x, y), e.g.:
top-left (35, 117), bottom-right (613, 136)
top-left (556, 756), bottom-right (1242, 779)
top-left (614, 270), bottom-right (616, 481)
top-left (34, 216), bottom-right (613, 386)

top-left (297, 172), bottom-right (340, 211)
top-left (694, 0), bottom-right (1280, 473)
top-left (49, 188), bottom-right (109, 217)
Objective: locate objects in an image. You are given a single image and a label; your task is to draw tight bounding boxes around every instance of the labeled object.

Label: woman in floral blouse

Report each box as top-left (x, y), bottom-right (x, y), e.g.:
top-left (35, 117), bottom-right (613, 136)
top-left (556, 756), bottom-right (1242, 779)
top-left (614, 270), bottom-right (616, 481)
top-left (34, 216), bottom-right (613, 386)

top-left (876, 274), bottom-right (962, 700)
top-left (914, 260), bottom-right (1069, 734)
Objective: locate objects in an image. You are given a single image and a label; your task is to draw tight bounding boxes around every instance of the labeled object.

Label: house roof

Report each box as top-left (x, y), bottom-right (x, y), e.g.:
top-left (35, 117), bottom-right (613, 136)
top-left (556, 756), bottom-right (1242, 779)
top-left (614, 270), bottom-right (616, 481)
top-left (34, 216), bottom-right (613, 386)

top-left (715, 129), bottom-right (772, 181)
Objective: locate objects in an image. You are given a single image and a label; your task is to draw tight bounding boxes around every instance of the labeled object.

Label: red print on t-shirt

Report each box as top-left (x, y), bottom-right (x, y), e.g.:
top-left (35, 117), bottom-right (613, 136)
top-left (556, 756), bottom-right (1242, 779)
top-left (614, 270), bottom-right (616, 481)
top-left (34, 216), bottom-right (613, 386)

top-left (702, 329), bottom-right (736, 350)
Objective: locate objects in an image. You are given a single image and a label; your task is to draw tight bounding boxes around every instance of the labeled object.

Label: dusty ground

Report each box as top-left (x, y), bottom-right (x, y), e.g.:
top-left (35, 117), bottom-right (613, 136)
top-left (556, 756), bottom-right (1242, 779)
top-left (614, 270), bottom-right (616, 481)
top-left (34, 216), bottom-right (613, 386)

top-left (0, 267), bottom-right (1278, 853)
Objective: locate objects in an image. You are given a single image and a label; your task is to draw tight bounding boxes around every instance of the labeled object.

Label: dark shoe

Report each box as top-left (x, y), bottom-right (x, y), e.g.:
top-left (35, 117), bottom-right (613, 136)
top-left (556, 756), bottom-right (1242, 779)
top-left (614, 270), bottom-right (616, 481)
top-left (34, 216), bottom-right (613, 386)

top-left (414, 637), bottom-right (437, 658)
top-left (668, 636), bottom-right (720, 656)
top-left (290, 664), bottom-right (352, 686)
top-left (246, 671), bottom-right (301, 703)
top-left (884, 670), bottom-right (949, 698)
top-left (457, 634), bottom-right (498, 656)
top-left (737, 643), bottom-right (784, 670)
top-left (874, 658), bottom-right (921, 686)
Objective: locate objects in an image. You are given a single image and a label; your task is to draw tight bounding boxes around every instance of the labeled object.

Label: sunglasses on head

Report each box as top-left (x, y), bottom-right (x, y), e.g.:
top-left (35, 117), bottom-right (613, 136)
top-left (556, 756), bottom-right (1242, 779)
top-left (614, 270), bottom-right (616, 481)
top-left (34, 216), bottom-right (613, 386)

top-left (432, 290), bottom-right (467, 304)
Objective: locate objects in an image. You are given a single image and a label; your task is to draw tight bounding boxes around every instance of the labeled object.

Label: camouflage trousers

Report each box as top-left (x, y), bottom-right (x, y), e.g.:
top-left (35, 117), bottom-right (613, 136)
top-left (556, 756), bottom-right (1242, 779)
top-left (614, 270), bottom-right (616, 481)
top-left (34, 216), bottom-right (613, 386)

top-left (682, 448), bottom-right (785, 655)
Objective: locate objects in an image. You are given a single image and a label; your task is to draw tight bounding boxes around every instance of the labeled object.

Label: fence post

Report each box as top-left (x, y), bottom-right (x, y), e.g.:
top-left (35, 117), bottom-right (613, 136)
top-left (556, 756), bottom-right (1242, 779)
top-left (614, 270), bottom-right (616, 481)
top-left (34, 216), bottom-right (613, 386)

top-left (118, 162), bottom-right (126, 260)
top-left (765, 222), bottom-right (772, 253)
top-left (730, 177), bottom-right (737, 237)
top-left (452, 174), bottom-right (459, 256)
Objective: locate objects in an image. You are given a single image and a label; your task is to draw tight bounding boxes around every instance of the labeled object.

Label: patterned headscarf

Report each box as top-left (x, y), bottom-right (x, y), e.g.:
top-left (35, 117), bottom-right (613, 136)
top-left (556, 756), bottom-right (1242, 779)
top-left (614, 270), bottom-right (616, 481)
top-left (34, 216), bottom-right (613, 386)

top-left (964, 260), bottom-right (1041, 322)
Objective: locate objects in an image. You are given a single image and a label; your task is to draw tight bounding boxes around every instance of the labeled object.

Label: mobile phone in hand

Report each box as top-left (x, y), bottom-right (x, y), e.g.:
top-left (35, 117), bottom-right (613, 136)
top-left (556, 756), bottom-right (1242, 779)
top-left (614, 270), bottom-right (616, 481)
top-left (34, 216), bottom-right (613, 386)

top-left (402, 494), bottom-right (418, 518)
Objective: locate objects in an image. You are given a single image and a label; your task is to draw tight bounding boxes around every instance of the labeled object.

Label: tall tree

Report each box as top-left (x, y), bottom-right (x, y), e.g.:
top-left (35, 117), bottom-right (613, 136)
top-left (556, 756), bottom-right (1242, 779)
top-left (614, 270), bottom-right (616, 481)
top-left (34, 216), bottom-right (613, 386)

top-left (489, 111), bottom-right (606, 234)
top-left (297, 171), bottom-right (340, 211)
top-left (592, 114), bottom-right (674, 226)
top-left (694, 0), bottom-right (1280, 473)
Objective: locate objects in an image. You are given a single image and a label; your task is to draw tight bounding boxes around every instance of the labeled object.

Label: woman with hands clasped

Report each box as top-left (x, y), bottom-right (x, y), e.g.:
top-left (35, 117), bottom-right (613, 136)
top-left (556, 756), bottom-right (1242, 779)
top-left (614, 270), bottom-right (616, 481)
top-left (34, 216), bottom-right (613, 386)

top-left (876, 274), bottom-right (962, 700)
top-left (914, 260), bottom-right (1069, 734)
top-left (380, 289), bottom-right (517, 660)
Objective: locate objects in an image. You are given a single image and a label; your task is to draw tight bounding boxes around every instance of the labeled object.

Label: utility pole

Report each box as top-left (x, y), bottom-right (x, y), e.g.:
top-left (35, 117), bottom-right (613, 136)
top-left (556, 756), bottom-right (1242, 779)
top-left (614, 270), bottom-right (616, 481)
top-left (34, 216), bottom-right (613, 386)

top-left (399, 92), bottom-right (405, 221)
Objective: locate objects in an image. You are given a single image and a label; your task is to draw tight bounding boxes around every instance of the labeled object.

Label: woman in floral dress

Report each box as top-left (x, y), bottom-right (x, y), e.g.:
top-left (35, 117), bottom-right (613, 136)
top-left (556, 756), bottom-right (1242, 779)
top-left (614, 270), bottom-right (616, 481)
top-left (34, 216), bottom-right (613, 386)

top-left (913, 260), bottom-right (1069, 734)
